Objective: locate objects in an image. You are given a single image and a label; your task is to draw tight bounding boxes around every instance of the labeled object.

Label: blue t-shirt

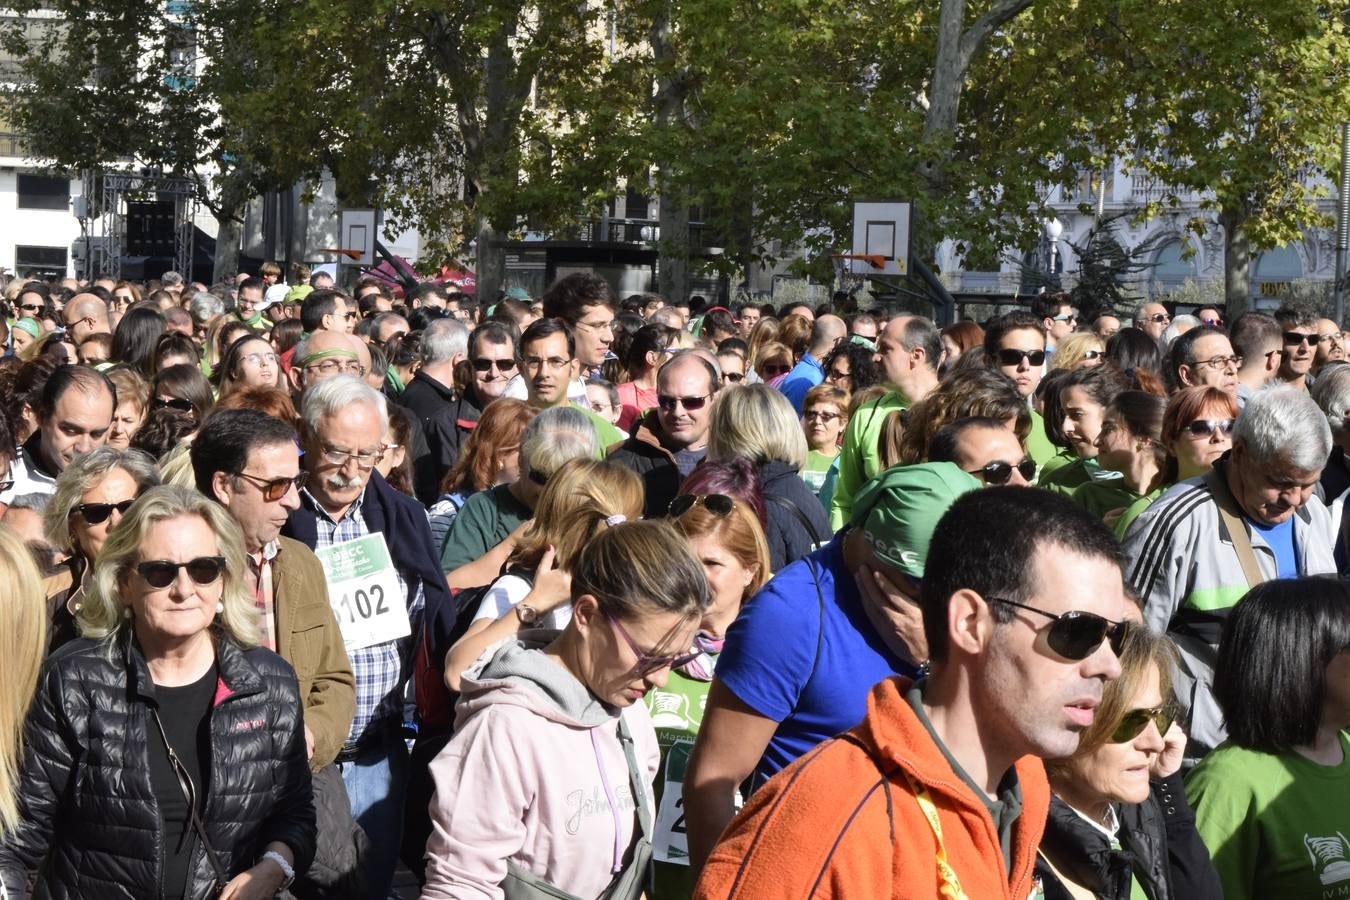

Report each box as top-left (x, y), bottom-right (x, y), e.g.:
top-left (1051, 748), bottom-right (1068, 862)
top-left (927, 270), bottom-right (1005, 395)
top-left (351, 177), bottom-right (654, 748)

top-left (715, 536), bottom-right (918, 783)
top-left (1252, 515), bottom-right (1298, 579)
top-left (779, 353), bottom-right (824, 414)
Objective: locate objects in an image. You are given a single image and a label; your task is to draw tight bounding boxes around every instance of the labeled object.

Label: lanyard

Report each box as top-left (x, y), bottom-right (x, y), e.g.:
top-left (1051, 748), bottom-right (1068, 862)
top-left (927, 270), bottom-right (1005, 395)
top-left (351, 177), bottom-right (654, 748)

top-left (903, 770), bottom-right (972, 900)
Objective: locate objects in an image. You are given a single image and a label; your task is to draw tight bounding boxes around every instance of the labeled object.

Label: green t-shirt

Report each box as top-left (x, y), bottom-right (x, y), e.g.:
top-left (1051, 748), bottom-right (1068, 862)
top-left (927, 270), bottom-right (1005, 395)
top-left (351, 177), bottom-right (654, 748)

top-left (1187, 732), bottom-right (1350, 900)
top-left (1025, 409), bottom-right (1058, 469)
top-left (439, 482), bottom-right (532, 573)
top-left (829, 390), bottom-right (909, 530)
top-left (1037, 448), bottom-right (1078, 483)
top-left (642, 668), bottom-right (716, 899)
top-left (1041, 456), bottom-right (1122, 496)
top-left (802, 449), bottom-right (838, 495)
top-left (1113, 486), bottom-right (1167, 541)
top-left (576, 403), bottom-right (626, 453)
top-left (1070, 480), bottom-right (1144, 523)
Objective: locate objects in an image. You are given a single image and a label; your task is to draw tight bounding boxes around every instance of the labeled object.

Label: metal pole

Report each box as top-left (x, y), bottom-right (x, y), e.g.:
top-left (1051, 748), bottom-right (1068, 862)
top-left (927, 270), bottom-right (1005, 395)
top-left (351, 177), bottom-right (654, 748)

top-left (1335, 122), bottom-right (1350, 325)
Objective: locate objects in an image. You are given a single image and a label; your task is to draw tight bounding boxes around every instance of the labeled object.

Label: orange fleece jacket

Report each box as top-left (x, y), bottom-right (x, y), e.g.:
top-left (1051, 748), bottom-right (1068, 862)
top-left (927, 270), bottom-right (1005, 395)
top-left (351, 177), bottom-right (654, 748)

top-left (694, 676), bottom-right (1050, 900)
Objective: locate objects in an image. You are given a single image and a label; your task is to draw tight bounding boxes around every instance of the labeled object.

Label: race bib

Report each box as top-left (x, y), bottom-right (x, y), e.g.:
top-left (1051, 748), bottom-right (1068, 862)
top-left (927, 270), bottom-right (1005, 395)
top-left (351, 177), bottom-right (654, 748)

top-left (652, 738), bottom-right (695, 865)
top-left (315, 533), bottom-right (410, 651)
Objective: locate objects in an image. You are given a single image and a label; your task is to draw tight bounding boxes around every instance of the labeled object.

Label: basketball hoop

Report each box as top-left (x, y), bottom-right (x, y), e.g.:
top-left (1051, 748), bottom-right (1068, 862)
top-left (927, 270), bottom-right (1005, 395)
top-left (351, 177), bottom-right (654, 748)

top-left (832, 253), bottom-right (887, 270)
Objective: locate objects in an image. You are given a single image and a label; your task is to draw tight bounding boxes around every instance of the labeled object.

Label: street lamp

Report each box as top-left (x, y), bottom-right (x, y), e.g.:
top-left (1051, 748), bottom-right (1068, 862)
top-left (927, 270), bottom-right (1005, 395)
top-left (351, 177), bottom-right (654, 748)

top-left (1044, 217), bottom-right (1064, 276)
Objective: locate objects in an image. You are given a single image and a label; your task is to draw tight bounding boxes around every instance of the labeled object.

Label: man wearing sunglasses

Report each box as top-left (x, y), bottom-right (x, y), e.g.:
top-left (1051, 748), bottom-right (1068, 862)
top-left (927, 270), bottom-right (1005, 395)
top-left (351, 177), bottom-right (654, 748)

top-left (780, 314), bottom-right (846, 415)
top-left (1032, 292), bottom-right (1076, 358)
top-left (696, 488), bottom-right (1129, 900)
top-left (1122, 386), bottom-right (1336, 761)
top-left (283, 376), bottom-right (453, 899)
top-left (929, 417), bottom-right (1036, 487)
top-left (1166, 325), bottom-right (1240, 397)
top-left (984, 310), bottom-right (1061, 469)
top-left (1132, 302), bottom-right (1171, 342)
top-left (609, 352), bottom-right (720, 518)
top-left (1230, 312), bottom-right (1283, 407)
top-left (1, 365), bottom-right (115, 507)
top-left (685, 463), bottom-right (983, 875)
top-left (1274, 302), bottom-right (1319, 392)
top-left (830, 315), bottom-right (942, 528)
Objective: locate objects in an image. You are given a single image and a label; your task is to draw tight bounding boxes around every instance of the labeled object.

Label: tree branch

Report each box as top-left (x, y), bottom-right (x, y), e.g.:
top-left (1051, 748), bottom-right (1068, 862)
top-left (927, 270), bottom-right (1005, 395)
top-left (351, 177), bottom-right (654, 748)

top-left (957, 0), bottom-right (1035, 72)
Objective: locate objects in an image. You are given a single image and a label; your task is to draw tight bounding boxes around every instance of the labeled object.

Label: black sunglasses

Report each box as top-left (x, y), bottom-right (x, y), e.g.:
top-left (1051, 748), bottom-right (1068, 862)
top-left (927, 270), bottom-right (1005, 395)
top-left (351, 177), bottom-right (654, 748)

top-left (136, 555), bottom-right (227, 589)
top-left (669, 494), bottom-right (735, 518)
top-left (970, 458), bottom-right (1036, 485)
top-left (1110, 705), bottom-right (1176, 743)
top-left (152, 397), bottom-right (195, 412)
top-left (75, 498), bottom-right (136, 524)
top-left (989, 598), bottom-right (1128, 661)
top-left (1284, 331), bottom-right (1316, 346)
top-left (471, 357), bottom-right (517, 373)
top-left (235, 470), bottom-right (308, 502)
top-left (995, 348), bottom-right (1047, 367)
top-left (657, 394), bottom-right (710, 412)
top-left (723, 372), bottom-right (745, 383)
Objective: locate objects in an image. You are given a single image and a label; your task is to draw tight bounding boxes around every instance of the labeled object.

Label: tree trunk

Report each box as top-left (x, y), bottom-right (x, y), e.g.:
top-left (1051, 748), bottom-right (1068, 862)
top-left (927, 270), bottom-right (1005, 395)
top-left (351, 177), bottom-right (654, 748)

top-left (657, 190), bottom-right (690, 302)
top-left (652, 3), bottom-right (690, 303)
top-left (1220, 209), bottom-right (1251, 315)
top-left (475, 215), bottom-right (505, 304)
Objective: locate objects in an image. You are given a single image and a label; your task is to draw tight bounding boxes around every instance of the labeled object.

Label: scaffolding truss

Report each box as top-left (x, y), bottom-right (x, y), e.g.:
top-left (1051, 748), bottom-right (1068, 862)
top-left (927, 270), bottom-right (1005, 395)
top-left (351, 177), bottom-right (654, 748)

top-left (90, 171), bottom-right (197, 278)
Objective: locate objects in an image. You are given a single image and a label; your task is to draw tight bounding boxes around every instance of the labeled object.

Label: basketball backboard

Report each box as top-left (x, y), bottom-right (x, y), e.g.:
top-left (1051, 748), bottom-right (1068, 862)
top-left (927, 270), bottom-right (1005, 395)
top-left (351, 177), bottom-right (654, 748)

top-left (337, 209), bottom-right (378, 267)
top-left (850, 201), bottom-right (912, 277)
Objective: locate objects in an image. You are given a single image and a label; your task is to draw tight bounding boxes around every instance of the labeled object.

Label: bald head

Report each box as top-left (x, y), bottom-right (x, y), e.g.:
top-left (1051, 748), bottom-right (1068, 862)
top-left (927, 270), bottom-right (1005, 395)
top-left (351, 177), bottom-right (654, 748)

top-left (64, 294), bottom-right (110, 344)
top-left (810, 314), bottom-right (847, 356)
top-left (291, 330), bottom-right (371, 393)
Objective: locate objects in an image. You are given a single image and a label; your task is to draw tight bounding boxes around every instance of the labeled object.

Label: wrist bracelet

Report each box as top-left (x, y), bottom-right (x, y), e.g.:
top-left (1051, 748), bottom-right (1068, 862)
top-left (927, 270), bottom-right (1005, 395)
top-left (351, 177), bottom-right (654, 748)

top-left (261, 850), bottom-right (295, 888)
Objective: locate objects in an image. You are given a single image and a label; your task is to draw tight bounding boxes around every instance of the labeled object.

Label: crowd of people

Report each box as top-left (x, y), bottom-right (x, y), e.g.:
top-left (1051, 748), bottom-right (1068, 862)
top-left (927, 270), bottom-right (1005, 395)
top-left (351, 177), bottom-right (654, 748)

top-left (0, 266), bottom-right (1345, 900)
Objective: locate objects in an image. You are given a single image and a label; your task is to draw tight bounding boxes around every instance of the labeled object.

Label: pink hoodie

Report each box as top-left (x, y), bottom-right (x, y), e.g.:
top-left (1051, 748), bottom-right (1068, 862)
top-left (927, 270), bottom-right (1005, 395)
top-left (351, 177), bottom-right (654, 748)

top-left (422, 636), bottom-right (660, 900)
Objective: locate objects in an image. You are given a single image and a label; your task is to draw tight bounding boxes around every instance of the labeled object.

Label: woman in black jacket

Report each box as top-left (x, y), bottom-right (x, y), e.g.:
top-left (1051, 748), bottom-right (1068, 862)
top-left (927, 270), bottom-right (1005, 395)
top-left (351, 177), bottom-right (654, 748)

top-left (1035, 623), bottom-right (1221, 900)
top-left (705, 384), bottom-right (830, 570)
top-left (0, 485), bottom-right (315, 900)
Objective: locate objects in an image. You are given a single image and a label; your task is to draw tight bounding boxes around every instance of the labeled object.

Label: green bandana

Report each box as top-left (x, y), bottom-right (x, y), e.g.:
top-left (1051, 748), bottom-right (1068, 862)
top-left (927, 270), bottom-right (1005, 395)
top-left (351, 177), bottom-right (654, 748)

top-left (385, 365), bottom-right (405, 393)
top-left (13, 317), bottom-right (42, 339)
top-left (850, 462), bottom-right (981, 577)
top-left (298, 348), bottom-right (359, 368)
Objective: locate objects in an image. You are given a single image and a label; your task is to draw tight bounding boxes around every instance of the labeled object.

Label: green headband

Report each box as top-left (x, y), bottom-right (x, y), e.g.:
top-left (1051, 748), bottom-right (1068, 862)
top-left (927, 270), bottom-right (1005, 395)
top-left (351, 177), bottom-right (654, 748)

top-left (13, 317), bottom-right (42, 339)
top-left (298, 348), bottom-right (359, 368)
top-left (850, 461), bottom-right (981, 578)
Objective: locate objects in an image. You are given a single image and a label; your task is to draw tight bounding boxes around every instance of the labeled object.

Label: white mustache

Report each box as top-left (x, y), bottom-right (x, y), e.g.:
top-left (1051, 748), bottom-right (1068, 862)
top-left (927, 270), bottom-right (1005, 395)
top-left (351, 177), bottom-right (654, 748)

top-left (324, 474), bottom-right (363, 491)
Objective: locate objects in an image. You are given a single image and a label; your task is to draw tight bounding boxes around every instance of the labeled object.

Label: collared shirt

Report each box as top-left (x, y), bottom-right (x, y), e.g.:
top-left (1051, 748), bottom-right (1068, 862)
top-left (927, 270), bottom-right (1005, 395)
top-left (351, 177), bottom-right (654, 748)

top-left (300, 486), bottom-right (424, 746)
top-left (246, 540), bottom-right (281, 652)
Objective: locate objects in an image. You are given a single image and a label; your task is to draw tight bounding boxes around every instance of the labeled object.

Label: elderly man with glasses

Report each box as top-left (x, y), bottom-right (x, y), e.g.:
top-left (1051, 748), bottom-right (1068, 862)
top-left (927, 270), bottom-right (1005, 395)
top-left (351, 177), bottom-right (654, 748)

top-left (282, 376), bottom-right (452, 900)
top-left (1133, 301), bottom-right (1172, 342)
top-left (1166, 325), bottom-right (1241, 397)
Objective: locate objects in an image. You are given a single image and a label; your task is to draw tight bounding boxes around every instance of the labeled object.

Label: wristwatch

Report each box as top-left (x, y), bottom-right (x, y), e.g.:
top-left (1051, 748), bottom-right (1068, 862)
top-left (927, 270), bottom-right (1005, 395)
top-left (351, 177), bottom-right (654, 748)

top-left (261, 850), bottom-right (295, 890)
top-left (515, 603), bottom-right (541, 626)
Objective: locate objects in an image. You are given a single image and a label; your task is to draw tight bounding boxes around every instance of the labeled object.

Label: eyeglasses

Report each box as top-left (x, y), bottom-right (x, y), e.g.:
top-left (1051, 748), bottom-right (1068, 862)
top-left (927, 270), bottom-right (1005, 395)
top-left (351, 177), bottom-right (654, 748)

top-left (988, 597), bottom-right (1128, 661)
top-left (1200, 317), bottom-right (1225, 327)
top-left (152, 397), bottom-right (195, 413)
top-left (320, 443), bottom-right (380, 469)
top-left (827, 368), bottom-right (852, 381)
top-left (995, 348), bottom-right (1047, 367)
top-left (527, 468), bottom-right (550, 487)
top-left (521, 356), bottom-right (572, 371)
top-left (969, 458), bottom-right (1037, 486)
top-left (804, 410), bottom-right (842, 424)
top-left (574, 318), bottom-right (615, 335)
top-left (1192, 354), bottom-right (1242, 371)
top-left (75, 498), bottom-right (136, 524)
top-left (1319, 331), bottom-right (1344, 344)
top-left (657, 394), bottom-right (710, 412)
top-left (1284, 331), bottom-right (1316, 346)
top-left (241, 351), bottom-right (279, 368)
top-left (1081, 350), bottom-right (1103, 361)
top-left (1263, 348), bottom-right (1284, 362)
top-left (304, 358), bottom-right (367, 377)
top-left (723, 372), bottom-right (745, 383)
top-left (606, 614), bottom-right (701, 677)
top-left (136, 556), bottom-right (227, 589)
top-left (472, 357), bottom-right (517, 373)
top-left (1110, 705), bottom-right (1176, 743)
top-left (1185, 418), bottom-right (1236, 438)
top-left (19, 303), bottom-right (42, 314)
top-left (235, 470), bottom-right (308, 502)
top-left (1051, 313), bottom-right (1077, 324)
top-left (71, 315), bottom-right (96, 331)
top-left (669, 494), bottom-right (735, 518)
top-left (344, 311), bottom-right (359, 321)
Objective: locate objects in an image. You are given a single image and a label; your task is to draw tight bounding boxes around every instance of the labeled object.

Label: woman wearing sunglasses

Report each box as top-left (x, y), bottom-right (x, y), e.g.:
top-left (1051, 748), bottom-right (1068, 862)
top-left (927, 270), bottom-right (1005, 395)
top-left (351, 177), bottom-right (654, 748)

top-left (42, 446), bottom-right (160, 653)
top-left (800, 383), bottom-right (850, 508)
top-left (0, 486), bottom-right (315, 900)
top-left (1188, 577), bottom-right (1350, 900)
top-left (1036, 624), bottom-right (1222, 900)
top-left (132, 364), bottom-right (217, 461)
top-left (1073, 391), bottom-right (1167, 528)
top-left (424, 520), bottom-right (708, 900)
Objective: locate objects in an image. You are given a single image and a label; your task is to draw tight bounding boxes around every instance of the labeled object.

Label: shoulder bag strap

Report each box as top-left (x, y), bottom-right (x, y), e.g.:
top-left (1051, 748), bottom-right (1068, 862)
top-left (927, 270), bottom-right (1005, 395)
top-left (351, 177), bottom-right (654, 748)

top-left (149, 706), bottom-right (230, 891)
top-left (767, 492), bottom-right (829, 544)
top-left (1203, 470), bottom-right (1265, 589)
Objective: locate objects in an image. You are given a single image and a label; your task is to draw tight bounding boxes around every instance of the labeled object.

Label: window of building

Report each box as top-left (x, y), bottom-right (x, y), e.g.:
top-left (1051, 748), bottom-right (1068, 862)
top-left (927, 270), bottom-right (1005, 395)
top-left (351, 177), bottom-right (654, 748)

top-left (14, 245), bottom-right (67, 280)
top-left (16, 174), bottom-right (69, 210)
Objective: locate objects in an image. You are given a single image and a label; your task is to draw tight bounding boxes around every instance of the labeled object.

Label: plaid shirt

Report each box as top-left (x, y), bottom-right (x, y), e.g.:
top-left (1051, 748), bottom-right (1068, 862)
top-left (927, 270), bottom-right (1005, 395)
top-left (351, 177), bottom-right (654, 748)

top-left (302, 487), bottom-right (424, 746)
top-left (245, 541), bottom-right (280, 652)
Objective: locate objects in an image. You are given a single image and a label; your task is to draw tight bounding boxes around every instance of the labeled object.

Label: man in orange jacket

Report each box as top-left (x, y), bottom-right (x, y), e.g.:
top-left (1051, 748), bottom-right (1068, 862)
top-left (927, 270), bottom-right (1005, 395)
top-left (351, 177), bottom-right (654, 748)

top-left (695, 487), bottom-right (1130, 899)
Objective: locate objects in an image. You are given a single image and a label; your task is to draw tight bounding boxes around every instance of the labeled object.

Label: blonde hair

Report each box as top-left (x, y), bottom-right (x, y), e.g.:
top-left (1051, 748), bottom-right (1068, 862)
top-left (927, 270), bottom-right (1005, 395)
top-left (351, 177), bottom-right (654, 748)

top-left (509, 458), bottom-right (644, 571)
top-left (78, 485), bottom-right (259, 646)
top-left (157, 442), bottom-right (198, 488)
top-left (1051, 332), bottom-right (1106, 372)
top-left (671, 496), bottom-right (771, 601)
top-left (0, 525), bottom-right (47, 837)
top-left (707, 384), bottom-right (809, 471)
top-left (45, 446), bottom-right (160, 556)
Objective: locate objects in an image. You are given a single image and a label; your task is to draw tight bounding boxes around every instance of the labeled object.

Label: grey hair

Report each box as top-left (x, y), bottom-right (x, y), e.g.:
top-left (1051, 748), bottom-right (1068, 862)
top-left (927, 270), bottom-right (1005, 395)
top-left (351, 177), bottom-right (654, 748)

top-left (7, 493), bottom-right (52, 513)
top-left (421, 317), bottom-right (470, 365)
top-left (520, 406), bottom-right (599, 479)
top-left (189, 290), bottom-right (225, 323)
top-left (1160, 315), bottom-right (1200, 349)
top-left (1312, 362), bottom-right (1350, 436)
top-left (300, 374), bottom-right (389, 435)
top-left (1235, 385), bottom-right (1331, 470)
top-left (45, 447), bottom-right (161, 555)
top-left (160, 271), bottom-right (184, 287)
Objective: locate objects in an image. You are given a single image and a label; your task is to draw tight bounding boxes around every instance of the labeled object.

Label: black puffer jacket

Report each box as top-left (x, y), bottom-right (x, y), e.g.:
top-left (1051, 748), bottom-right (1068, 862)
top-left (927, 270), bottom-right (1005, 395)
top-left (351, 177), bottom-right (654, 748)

top-left (0, 629), bottom-right (317, 899)
top-left (1034, 773), bottom-right (1222, 900)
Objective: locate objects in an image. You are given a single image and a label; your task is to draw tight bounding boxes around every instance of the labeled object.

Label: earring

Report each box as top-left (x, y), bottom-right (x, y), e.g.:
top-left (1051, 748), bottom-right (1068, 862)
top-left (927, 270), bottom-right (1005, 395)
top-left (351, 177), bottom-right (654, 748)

top-left (216, 601), bottom-right (225, 616)
top-left (122, 607), bottom-right (132, 620)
